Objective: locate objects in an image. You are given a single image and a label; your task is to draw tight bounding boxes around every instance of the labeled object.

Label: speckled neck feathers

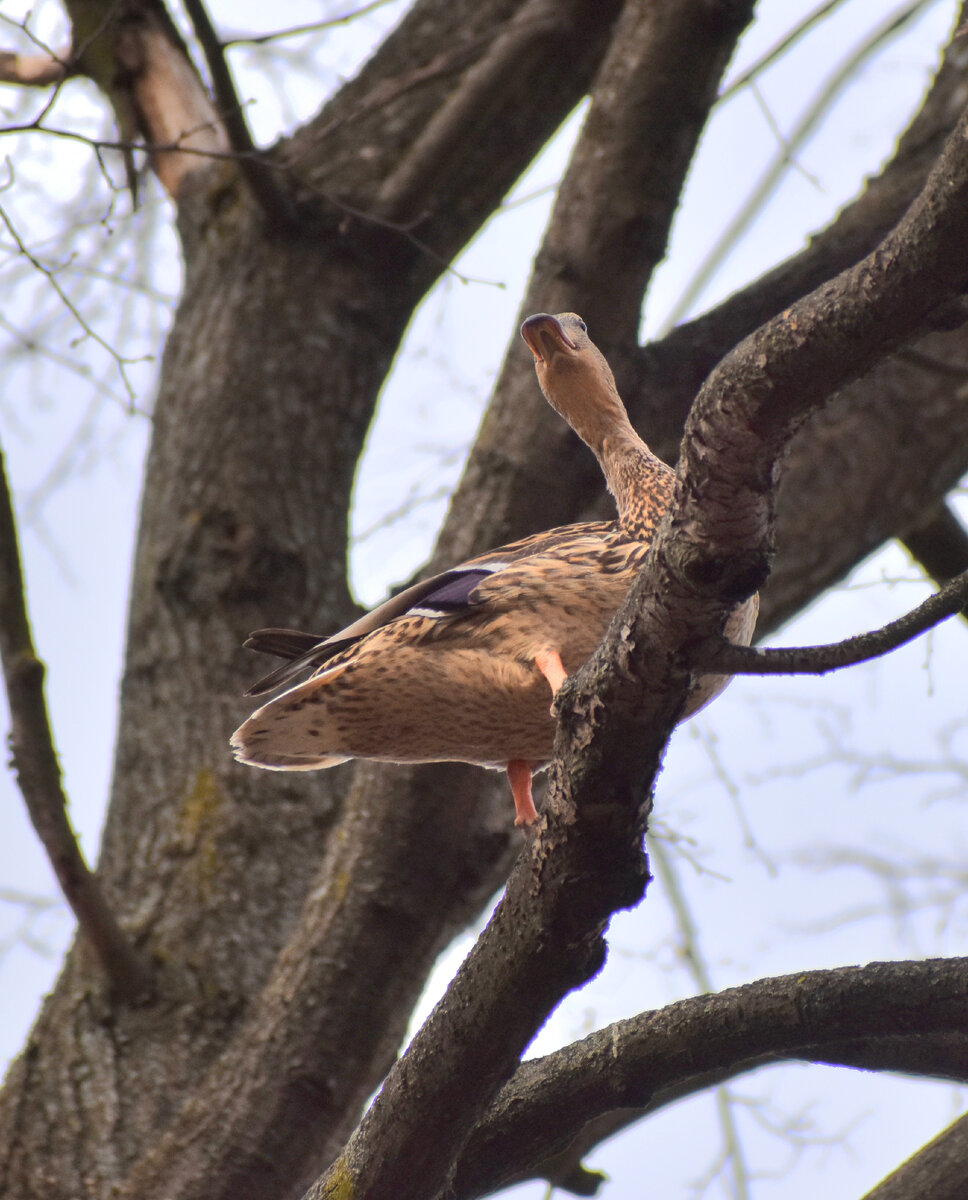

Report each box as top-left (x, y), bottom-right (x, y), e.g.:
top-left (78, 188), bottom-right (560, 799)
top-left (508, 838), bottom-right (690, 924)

top-left (521, 311), bottom-right (675, 541)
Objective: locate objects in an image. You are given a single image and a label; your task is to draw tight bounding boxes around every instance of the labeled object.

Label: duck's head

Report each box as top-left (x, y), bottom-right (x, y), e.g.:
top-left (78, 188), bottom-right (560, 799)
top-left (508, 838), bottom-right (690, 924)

top-left (520, 312), bottom-right (627, 454)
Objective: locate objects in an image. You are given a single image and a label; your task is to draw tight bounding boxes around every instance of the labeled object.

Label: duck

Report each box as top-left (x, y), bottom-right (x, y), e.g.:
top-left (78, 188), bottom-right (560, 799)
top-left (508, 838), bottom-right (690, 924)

top-left (231, 313), bottom-right (758, 825)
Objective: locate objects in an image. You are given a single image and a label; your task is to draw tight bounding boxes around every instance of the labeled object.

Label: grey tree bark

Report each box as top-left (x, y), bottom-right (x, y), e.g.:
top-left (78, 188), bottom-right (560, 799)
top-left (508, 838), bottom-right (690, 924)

top-left (1, 2), bottom-right (968, 1199)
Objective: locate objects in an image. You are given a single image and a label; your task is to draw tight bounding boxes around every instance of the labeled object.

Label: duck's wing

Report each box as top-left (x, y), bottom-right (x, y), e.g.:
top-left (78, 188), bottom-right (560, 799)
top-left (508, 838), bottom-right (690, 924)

top-left (244, 566), bottom-right (491, 695)
top-left (242, 521), bottom-right (618, 696)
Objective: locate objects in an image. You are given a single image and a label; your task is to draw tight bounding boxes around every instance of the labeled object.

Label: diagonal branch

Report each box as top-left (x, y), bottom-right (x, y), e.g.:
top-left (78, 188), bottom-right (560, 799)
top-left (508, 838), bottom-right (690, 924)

top-left (180, 0), bottom-right (295, 225)
top-left (452, 957), bottom-right (968, 1199)
top-left (863, 1112), bottom-right (968, 1199)
top-left (0, 443), bottom-right (152, 1002)
top-left (901, 501), bottom-right (968, 622)
top-left (695, 568), bottom-right (968, 676)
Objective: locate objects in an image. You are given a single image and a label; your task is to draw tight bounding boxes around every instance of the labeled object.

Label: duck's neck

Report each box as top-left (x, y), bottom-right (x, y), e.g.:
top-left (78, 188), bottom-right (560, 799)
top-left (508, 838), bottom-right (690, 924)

top-left (540, 361), bottom-right (675, 538)
top-left (596, 425), bottom-right (675, 539)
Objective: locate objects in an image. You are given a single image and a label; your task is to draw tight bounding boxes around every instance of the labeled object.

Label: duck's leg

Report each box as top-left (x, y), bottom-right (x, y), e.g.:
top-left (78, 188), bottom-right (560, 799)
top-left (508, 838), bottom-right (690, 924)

top-left (507, 760), bottom-right (539, 826)
top-left (535, 648), bottom-right (567, 694)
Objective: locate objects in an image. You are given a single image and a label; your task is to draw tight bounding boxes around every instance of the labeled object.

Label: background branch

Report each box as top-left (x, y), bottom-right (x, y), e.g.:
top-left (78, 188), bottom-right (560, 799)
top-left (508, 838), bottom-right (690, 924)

top-left (0, 443), bottom-right (152, 1002)
top-left (863, 1113), bottom-right (968, 1200)
top-left (0, 49), bottom-right (69, 85)
top-left (180, 0), bottom-right (295, 225)
top-left (901, 501), bottom-right (968, 621)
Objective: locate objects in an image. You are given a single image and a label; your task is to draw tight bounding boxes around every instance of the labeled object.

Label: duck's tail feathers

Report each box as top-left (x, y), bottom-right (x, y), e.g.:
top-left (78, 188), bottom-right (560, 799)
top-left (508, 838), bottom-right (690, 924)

top-left (231, 663), bottom-right (353, 770)
top-left (242, 628), bottom-right (358, 696)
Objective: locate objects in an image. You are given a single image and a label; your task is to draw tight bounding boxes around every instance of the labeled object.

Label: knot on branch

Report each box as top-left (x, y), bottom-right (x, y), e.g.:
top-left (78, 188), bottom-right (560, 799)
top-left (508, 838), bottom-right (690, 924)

top-left (8, 650), bottom-right (45, 694)
top-left (673, 544), bottom-right (770, 603)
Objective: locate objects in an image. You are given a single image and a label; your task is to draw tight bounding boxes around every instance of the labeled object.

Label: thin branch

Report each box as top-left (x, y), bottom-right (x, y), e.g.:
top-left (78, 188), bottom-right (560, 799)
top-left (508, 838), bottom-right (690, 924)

top-left (0, 442), bottom-right (152, 1002)
top-left (694, 569), bottom-right (968, 676)
top-left (221, 1), bottom-right (401, 47)
top-left (0, 198), bottom-right (143, 402)
top-left (180, 0), bottom-right (296, 225)
top-left (720, 0), bottom-right (848, 100)
top-left (660, 0), bottom-right (933, 332)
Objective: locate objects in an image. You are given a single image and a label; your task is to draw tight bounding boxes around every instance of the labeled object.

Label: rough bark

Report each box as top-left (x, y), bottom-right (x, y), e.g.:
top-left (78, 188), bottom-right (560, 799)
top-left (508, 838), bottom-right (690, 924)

top-left (1, 2), bottom-right (967, 1199)
top-left (1, 1), bottom-right (627, 1196)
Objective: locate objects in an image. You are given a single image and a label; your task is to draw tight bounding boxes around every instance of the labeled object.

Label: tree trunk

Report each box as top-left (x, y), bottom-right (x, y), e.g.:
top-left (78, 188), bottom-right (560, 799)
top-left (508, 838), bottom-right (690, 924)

top-left (2, 2), bottom-right (968, 1198)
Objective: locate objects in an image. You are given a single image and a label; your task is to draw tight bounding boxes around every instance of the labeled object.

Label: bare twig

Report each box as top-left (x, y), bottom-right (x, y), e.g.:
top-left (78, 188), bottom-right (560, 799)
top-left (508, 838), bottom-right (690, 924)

top-left (660, 0), bottom-right (933, 331)
top-left (0, 198), bottom-right (143, 403)
top-left (720, 0), bottom-right (847, 100)
top-left (0, 443), bottom-right (152, 1002)
top-left (695, 569), bottom-right (968, 676)
top-left (180, 0), bottom-right (295, 225)
top-left (222, 1), bottom-right (401, 47)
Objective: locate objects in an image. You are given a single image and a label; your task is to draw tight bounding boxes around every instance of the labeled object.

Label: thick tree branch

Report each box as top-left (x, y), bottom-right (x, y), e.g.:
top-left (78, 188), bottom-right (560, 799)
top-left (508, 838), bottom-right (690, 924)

top-left (504, 1031), bottom-right (968, 1200)
top-left (901, 501), bottom-right (968, 621)
top-left (863, 1112), bottom-right (968, 1199)
top-left (452, 958), bottom-right (968, 1199)
top-left (0, 444), bottom-right (152, 1002)
top-left (661, 68), bottom-right (968, 614)
top-left (695, 568), bottom-right (968, 676)
top-left (62, 0), bottom-right (229, 198)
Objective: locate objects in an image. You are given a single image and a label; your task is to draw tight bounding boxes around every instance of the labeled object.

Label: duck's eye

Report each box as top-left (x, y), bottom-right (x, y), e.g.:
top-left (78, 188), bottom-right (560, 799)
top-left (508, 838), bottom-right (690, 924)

top-left (577, 319), bottom-right (587, 333)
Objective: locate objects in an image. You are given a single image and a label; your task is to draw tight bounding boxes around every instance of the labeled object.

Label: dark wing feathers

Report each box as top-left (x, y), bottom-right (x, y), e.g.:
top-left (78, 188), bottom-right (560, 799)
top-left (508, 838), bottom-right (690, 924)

top-left (244, 629), bottom-right (324, 660)
top-left (243, 634), bottom-right (358, 696)
top-left (414, 568), bottom-right (492, 612)
top-left (241, 565), bottom-right (498, 696)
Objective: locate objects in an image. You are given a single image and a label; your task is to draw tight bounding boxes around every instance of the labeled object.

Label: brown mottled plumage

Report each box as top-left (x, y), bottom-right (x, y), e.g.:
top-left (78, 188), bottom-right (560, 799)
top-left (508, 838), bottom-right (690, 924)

top-left (231, 313), bottom-right (758, 825)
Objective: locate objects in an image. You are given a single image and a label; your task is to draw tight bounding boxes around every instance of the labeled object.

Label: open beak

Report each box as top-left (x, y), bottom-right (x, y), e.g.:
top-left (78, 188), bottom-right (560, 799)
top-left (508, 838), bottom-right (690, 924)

top-left (520, 313), bottom-right (577, 363)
